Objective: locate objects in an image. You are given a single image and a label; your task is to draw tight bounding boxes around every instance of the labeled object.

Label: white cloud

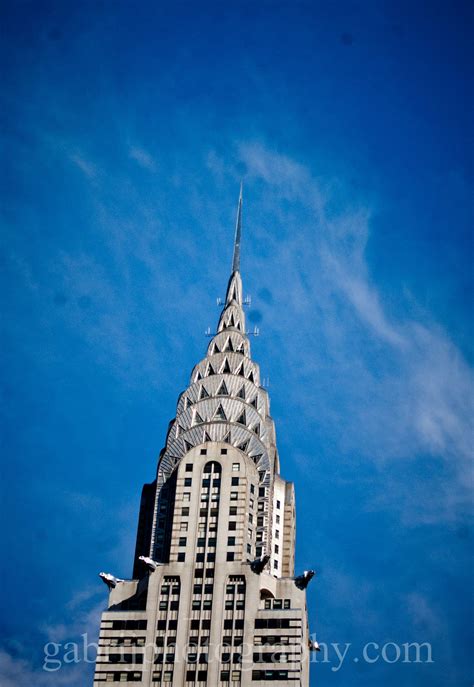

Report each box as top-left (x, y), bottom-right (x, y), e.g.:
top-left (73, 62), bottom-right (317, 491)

top-left (232, 142), bottom-right (473, 522)
top-left (129, 145), bottom-right (157, 172)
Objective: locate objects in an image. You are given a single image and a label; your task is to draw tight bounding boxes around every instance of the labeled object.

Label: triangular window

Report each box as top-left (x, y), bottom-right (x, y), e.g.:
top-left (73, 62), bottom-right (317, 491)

top-left (204, 431), bottom-right (212, 442)
top-left (214, 404), bottom-right (227, 421)
top-left (217, 381), bottom-right (229, 396)
top-left (193, 411), bottom-right (204, 425)
top-left (250, 396), bottom-right (258, 409)
top-left (248, 371), bottom-right (255, 383)
top-left (236, 410), bottom-right (246, 426)
top-left (237, 439), bottom-right (250, 452)
top-left (229, 313), bottom-right (235, 327)
top-left (235, 320), bottom-right (241, 331)
top-left (237, 342), bottom-right (245, 353)
top-left (200, 386), bottom-right (210, 400)
top-left (252, 454), bottom-right (263, 464)
top-left (183, 396), bottom-right (191, 409)
top-left (211, 342), bottom-right (220, 354)
top-left (253, 423), bottom-right (260, 437)
top-left (207, 363), bottom-right (216, 376)
top-left (237, 385), bottom-right (246, 400)
top-left (221, 358), bottom-right (232, 374)
top-left (195, 371), bottom-right (202, 381)
top-left (223, 431), bottom-right (232, 444)
top-left (237, 363), bottom-right (246, 377)
top-left (184, 440), bottom-right (193, 452)
top-left (224, 337), bottom-right (234, 352)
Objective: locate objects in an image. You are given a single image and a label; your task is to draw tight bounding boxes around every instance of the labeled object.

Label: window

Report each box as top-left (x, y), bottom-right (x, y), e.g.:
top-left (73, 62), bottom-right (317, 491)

top-left (221, 448), bottom-right (228, 455)
top-left (231, 477), bottom-right (239, 486)
top-left (231, 671), bottom-right (241, 680)
top-left (248, 528), bottom-right (252, 538)
top-left (181, 507), bottom-right (189, 516)
top-left (276, 500), bottom-right (281, 509)
top-left (232, 463), bottom-right (240, 471)
top-left (193, 584), bottom-right (202, 594)
top-left (226, 552), bottom-right (235, 561)
top-left (177, 552), bottom-right (185, 562)
top-left (202, 600), bottom-right (212, 610)
top-left (228, 521), bottom-right (236, 531)
top-left (186, 463), bottom-right (193, 472)
top-left (247, 544), bottom-right (251, 553)
top-left (179, 537), bottom-right (187, 547)
top-left (264, 598), bottom-right (271, 609)
top-left (273, 560), bottom-right (278, 569)
top-left (184, 478), bottom-right (192, 487)
top-left (204, 584), bottom-right (213, 594)
top-left (196, 553), bottom-right (204, 562)
top-left (273, 599), bottom-right (282, 609)
top-left (207, 552), bottom-right (215, 562)
top-left (275, 529), bottom-right (279, 539)
top-left (284, 599), bottom-right (290, 609)
top-left (183, 492), bottom-right (190, 501)
top-left (249, 514), bottom-right (253, 523)
top-left (200, 449), bottom-right (207, 455)
top-left (276, 514), bottom-right (280, 524)
top-left (230, 492), bottom-right (238, 501)
top-left (249, 499), bottom-right (254, 509)
top-left (259, 487), bottom-right (265, 497)
top-left (221, 670), bottom-right (230, 681)
top-left (229, 506), bottom-right (237, 516)
top-left (274, 545), bottom-right (279, 554)
top-left (227, 536), bottom-right (236, 546)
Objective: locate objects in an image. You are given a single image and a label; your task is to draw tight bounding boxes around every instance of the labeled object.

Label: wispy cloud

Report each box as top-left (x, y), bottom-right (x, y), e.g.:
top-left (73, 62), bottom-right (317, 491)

top-left (129, 145), bottom-right (157, 172)
top-left (230, 142), bottom-right (473, 523)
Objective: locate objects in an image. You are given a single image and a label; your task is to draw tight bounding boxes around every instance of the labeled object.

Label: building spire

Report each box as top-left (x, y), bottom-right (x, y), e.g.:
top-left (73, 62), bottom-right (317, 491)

top-left (232, 182), bottom-right (243, 274)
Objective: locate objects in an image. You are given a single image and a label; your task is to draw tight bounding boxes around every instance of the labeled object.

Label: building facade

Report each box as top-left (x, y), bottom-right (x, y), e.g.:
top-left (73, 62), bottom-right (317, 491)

top-left (94, 192), bottom-right (313, 686)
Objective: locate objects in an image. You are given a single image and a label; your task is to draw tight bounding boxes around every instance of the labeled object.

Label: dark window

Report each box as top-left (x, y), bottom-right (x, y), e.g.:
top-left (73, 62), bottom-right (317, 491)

top-left (204, 584), bottom-right (214, 594)
top-left (276, 500), bottom-right (281, 509)
top-left (200, 449), bottom-right (207, 455)
top-left (190, 620), bottom-right (199, 629)
top-left (224, 619), bottom-right (233, 629)
top-left (229, 521), bottom-right (236, 531)
top-left (179, 537), bottom-right (187, 547)
top-left (197, 671), bottom-right (207, 681)
top-left (194, 569), bottom-right (203, 578)
top-left (202, 619), bottom-right (211, 629)
top-left (186, 463), bottom-right (193, 472)
top-left (235, 619), bottom-right (244, 629)
top-left (226, 552), bottom-right (235, 561)
top-left (193, 584), bottom-right (202, 594)
top-left (250, 484), bottom-right (255, 494)
top-left (227, 536), bottom-right (236, 546)
top-left (181, 507), bottom-right (189, 516)
top-left (186, 670), bottom-right (196, 681)
top-left (196, 553), bottom-right (204, 562)
top-left (206, 552), bottom-right (215, 562)
top-left (229, 507), bottom-right (237, 516)
top-left (221, 670), bottom-right (230, 681)
top-left (221, 448), bottom-right (228, 455)
top-left (205, 568), bottom-right (215, 577)
top-left (168, 620), bottom-right (177, 630)
top-left (184, 478), bottom-right (192, 487)
top-left (231, 477), bottom-right (239, 486)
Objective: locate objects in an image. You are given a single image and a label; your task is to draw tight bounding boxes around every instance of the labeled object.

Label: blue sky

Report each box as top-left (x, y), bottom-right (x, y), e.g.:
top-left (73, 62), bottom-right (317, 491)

top-left (1, 0), bottom-right (472, 685)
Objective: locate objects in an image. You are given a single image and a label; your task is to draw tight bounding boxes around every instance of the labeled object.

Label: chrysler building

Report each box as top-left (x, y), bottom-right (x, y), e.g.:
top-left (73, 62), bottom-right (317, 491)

top-left (94, 189), bottom-right (314, 685)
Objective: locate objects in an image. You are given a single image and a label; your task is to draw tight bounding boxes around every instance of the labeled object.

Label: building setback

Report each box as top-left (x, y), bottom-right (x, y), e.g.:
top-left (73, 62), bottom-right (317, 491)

top-left (94, 190), bottom-right (314, 686)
